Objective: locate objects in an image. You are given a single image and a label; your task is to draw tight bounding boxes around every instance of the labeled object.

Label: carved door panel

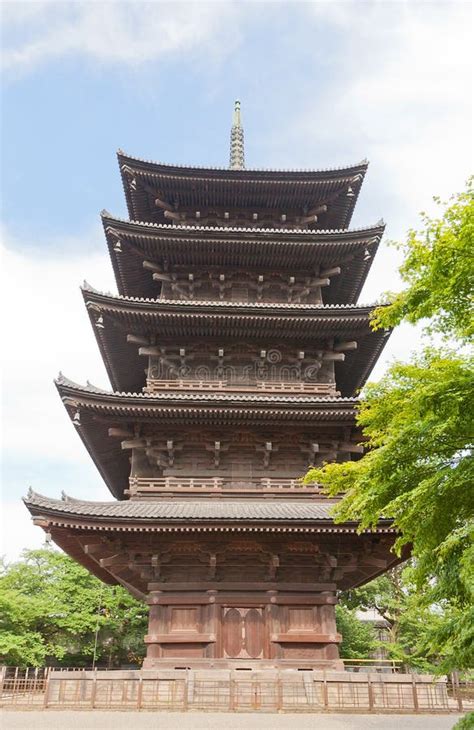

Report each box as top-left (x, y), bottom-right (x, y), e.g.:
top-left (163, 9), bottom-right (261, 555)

top-left (222, 607), bottom-right (242, 658)
top-left (222, 607), bottom-right (264, 659)
top-left (244, 608), bottom-right (264, 658)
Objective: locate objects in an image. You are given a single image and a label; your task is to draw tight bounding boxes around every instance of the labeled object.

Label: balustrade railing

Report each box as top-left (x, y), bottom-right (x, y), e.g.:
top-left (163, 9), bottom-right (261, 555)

top-left (145, 379), bottom-right (339, 395)
top-left (127, 476), bottom-right (323, 497)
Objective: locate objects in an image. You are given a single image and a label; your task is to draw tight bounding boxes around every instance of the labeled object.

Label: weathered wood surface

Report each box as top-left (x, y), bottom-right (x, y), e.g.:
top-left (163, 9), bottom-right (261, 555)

top-left (1, 667), bottom-right (452, 713)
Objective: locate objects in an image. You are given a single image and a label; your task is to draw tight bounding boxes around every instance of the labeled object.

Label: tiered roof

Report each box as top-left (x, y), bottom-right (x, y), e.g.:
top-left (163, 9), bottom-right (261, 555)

top-left (24, 490), bottom-right (402, 598)
top-left (56, 373), bottom-right (359, 499)
top-left (102, 213), bottom-right (384, 303)
top-left (82, 287), bottom-right (389, 395)
top-left (26, 489), bottom-right (396, 532)
top-left (26, 105), bottom-right (392, 556)
top-left (118, 150), bottom-right (368, 229)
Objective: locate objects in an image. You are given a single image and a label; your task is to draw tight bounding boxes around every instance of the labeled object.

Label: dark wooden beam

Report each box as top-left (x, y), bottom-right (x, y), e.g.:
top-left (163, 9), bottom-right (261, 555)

top-left (126, 334), bottom-right (150, 347)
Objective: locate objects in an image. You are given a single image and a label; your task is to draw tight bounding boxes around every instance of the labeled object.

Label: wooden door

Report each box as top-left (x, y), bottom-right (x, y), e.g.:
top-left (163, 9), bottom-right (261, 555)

top-left (222, 607), bottom-right (265, 659)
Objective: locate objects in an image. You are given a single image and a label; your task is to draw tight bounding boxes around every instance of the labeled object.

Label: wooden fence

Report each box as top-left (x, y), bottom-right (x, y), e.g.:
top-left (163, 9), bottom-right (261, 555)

top-left (1, 666), bottom-right (463, 713)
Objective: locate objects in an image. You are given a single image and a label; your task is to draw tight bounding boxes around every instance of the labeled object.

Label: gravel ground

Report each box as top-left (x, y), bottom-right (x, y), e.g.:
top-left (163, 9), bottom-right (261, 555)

top-left (1, 711), bottom-right (465, 730)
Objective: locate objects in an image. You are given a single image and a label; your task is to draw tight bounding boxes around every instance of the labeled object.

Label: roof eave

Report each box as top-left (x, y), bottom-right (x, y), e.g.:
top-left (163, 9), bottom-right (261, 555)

top-left (117, 150), bottom-right (369, 179)
top-left (54, 379), bottom-right (126, 500)
top-left (24, 499), bottom-right (395, 534)
top-left (101, 210), bottom-right (385, 241)
top-left (81, 286), bottom-right (124, 392)
top-left (350, 327), bottom-right (392, 394)
top-left (117, 151), bottom-right (368, 227)
top-left (81, 287), bottom-right (379, 317)
top-left (55, 377), bottom-right (359, 409)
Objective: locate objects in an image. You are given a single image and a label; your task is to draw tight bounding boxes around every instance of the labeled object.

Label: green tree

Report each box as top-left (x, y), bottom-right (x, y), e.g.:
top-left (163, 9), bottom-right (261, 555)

top-left (0, 549), bottom-right (147, 667)
top-left (0, 587), bottom-right (48, 666)
top-left (341, 567), bottom-right (448, 673)
top-left (305, 180), bottom-right (474, 672)
top-left (372, 178), bottom-right (474, 340)
top-left (454, 712), bottom-right (474, 730)
top-left (335, 605), bottom-right (376, 659)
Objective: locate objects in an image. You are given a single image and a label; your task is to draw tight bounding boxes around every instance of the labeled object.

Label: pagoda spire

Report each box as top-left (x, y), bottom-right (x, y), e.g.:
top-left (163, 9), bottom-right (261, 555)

top-left (229, 99), bottom-right (245, 170)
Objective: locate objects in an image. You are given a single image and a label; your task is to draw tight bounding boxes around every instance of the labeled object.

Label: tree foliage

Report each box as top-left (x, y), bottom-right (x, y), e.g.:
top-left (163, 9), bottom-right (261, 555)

top-left (372, 178), bottom-right (474, 340)
top-left (341, 567), bottom-right (456, 673)
top-left (335, 605), bottom-right (376, 659)
top-left (305, 180), bottom-right (474, 672)
top-left (454, 712), bottom-right (474, 730)
top-left (0, 549), bottom-right (147, 668)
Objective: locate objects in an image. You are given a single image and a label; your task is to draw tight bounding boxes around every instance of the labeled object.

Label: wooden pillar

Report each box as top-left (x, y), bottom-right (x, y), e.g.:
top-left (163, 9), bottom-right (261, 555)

top-left (266, 591), bottom-right (278, 659)
top-left (206, 590), bottom-right (217, 658)
top-left (143, 592), bottom-right (162, 665)
top-left (320, 594), bottom-right (342, 666)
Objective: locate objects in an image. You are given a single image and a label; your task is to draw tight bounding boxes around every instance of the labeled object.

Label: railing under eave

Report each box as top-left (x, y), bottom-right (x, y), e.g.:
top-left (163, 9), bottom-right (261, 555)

top-left (144, 379), bottom-right (339, 396)
top-left (126, 476), bottom-right (326, 499)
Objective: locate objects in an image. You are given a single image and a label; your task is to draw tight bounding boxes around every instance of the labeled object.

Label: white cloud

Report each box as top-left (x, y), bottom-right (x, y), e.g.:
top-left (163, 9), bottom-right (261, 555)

top-left (2, 1), bottom-right (241, 75)
top-left (0, 226), bottom-right (122, 559)
top-left (1, 500), bottom-right (49, 562)
top-left (1, 227), bottom-right (116, 464)
top-left (266, 1), bottom-right (472, 304)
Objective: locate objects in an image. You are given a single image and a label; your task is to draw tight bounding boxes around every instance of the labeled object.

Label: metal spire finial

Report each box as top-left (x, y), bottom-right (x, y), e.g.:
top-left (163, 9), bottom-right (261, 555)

top-left (229, 100), bottom-right (245, 170)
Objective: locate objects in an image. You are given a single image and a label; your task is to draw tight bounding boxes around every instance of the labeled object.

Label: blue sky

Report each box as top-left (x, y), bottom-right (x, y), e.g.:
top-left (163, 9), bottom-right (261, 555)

top-left (1, 0), bottom-right (472, 559)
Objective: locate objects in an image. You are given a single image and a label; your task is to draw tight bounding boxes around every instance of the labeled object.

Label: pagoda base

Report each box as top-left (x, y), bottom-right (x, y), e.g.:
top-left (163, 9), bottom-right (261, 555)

top-left (144, 587), bottom-right (343, 668)
top-left (142, 656), bottom-right (344, 671)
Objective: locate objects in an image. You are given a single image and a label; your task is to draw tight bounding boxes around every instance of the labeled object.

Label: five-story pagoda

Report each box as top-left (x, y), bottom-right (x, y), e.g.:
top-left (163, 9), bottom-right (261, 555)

top-left (25, 102), bottom-right (401, 670)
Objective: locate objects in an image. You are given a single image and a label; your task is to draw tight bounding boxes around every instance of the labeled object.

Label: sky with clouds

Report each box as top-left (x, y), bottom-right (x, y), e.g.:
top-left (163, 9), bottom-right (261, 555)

top-left (1, 0), bottom-right (472, 560)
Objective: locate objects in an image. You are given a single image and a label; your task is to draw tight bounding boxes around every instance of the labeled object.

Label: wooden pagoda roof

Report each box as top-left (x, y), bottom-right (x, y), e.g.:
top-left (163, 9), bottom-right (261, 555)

top-left (102, 213), bottom-right (384, 304)
top-left (25, 490), bottom-right (400, 596)
top-left (118, 151), bottom-right (368, 229)
top-left (55, 375), bottom-right (359, 499)
top-left (25, 489), bottom-right (397, 532)
top-left (82, 288), bottom-right (390, 397)
top-left (57, 375), bottom-right (359, 414)
top-left (26, 490), bottom-right (341, 522)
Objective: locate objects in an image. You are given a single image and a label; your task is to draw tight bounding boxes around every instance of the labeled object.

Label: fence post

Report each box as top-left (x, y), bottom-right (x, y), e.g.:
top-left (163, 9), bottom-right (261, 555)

top-left (455, 673), bottom-right (463, 713)
top-left (90, 669), bottom-right (97, 709)
top-left (252, 677), bottom-right (259, 711)
top-left (322, 671), bottom-right (329, 710)
top-left (43, 668), bottom-right (51, 708)
top-left (137, 674), bottom-right (143, 710)
top-left (367, 675), bottom-right (374, 711)
top-left (229, 673), bottom-right (235, 711)
top-left (182, 672), bottom-right (188, 712)
top-left (411, 674), bottom-right (419, 712)
top-left (0, 665), bottom-right (6, 696)
top-left (12, 666), bottom-right (19, 701)
top-left (276, 671), bottom-right (283, 711)
top-left (451, 671), bottom-right (463, 712)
